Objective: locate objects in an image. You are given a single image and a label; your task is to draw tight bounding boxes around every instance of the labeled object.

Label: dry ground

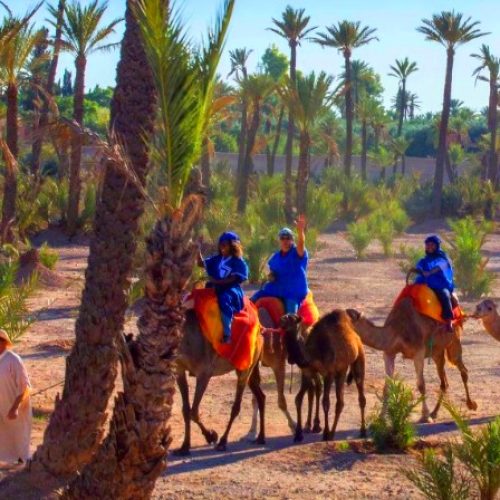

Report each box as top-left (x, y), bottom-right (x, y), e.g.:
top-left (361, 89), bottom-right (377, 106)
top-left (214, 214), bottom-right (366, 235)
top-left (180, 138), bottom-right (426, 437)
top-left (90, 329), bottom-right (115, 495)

top-left (1, 222), bottom-right (499, 499)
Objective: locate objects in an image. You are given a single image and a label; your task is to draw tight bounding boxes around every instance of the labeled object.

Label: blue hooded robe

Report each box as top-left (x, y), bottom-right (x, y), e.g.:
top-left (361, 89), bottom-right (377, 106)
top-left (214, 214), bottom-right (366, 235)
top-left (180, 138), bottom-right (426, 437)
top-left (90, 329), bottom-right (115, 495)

top-left (415, 235), bottom-right (455, 292)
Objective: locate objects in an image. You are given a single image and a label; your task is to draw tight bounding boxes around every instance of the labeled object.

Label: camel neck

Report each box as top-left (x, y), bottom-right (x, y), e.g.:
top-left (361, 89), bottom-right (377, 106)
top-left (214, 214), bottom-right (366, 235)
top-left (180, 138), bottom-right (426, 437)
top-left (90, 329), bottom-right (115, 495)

top-left (355, 320), bottom-right (394, 352)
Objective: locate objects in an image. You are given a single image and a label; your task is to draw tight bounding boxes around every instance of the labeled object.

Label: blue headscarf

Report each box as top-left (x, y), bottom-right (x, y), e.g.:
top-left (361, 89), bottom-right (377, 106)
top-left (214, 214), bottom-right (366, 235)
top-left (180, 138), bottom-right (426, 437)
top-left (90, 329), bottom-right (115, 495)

top-left (425, 235), bottom-right (442, 248)
top-left (417, 234), bottom-right (454, 291)
top-left (218, 231), bottom-right (240, 245)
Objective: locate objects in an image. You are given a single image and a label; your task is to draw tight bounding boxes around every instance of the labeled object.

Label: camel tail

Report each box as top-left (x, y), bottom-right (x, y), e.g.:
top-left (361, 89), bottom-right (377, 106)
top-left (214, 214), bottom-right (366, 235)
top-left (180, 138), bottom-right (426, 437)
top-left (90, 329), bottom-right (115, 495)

top-left (346, 366), bottom-right (354, 386)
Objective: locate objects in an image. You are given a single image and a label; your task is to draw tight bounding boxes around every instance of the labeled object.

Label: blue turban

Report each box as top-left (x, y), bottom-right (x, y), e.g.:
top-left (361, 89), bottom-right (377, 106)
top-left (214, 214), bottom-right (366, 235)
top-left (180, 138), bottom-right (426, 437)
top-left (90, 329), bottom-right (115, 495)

top-left (425, 235), bottom-right (442, 249)
top-left (218, 231), bottom-right (240, 244)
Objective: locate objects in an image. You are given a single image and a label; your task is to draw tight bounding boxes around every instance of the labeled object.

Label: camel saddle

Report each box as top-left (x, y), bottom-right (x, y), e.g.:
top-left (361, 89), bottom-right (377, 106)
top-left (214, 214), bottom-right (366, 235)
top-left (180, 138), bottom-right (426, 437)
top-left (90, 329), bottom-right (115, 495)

top-left (394, 284), bottom-right (463, 325)
top-left (189, 288), bottom-right (260, 371)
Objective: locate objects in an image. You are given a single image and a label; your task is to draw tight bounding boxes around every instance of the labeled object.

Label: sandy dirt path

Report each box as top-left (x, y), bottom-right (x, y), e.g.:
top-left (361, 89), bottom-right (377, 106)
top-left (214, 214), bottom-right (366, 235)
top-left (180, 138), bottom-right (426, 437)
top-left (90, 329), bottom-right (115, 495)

top-left (1, 224), bottom-right (500, 499)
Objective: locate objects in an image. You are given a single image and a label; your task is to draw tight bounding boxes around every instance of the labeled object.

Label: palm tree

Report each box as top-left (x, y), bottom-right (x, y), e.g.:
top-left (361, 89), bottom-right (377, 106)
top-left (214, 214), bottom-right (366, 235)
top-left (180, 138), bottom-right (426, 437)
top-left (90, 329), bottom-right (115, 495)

top-left (237, 74), bottom-right (275, 213)
top-left (228, 47), bottom-right (252, 180)
top-left (0, 18), bottom-right (44, 242)
top-left (279, 71), bottom-right (332, 214)
top-left (390, 136), bottom-right (410, 176)
top-left (314, 21), bottom-right (378, 178)
top-left (318, 112), bottom-right (340, 168)
top-left (61, 0), bottom-right (121, 234)
top-left (357, 95), bottom-right (380, 180)
top-left (31, 0), bottom-right (67, 176)
top-left (32, 0), bottom-right (158, 476)
top-left (269, 6), bottom-right (316, 221)
top-left (339, 59), bottom-right (381, 111)
top-left (418, 11), bottom-right (486, 215)
top-left (408, 92), bottom-right (420, 119)
top-left (68, 0), bottom-right (234, 496)
top-left (472, 45), bottom-right (500, 184)
top-left (388, 57), bottom-right (418, 136)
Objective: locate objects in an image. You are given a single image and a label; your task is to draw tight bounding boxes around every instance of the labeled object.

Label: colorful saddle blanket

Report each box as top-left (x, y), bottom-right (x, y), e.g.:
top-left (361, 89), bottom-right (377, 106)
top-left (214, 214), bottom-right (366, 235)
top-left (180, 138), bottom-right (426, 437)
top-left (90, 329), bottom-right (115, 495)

top-left (254, 291), bottom-right (320, 328)
top-left (394, 284), bottom-right (463, 324)
top-left (191, 288), bottom-right (260, 371)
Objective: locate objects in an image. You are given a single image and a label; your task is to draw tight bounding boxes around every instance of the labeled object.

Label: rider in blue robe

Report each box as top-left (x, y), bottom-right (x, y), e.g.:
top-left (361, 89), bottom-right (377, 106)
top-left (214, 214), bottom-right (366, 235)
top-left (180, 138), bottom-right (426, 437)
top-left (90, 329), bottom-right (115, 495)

top-left (415, 235), bottom-right (455, 330)
top-left (203, 232), bottom-right (248, 343)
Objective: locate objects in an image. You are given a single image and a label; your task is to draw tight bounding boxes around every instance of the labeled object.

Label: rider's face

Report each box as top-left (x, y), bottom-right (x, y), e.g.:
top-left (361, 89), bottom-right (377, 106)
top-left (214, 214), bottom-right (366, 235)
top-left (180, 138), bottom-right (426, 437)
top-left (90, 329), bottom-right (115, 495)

top-left (425, 242), bottom-right (437, 254)
top-left (219, 242), bottom-right (231, 257)
top-left (279, 236), bottom-right (293, 252)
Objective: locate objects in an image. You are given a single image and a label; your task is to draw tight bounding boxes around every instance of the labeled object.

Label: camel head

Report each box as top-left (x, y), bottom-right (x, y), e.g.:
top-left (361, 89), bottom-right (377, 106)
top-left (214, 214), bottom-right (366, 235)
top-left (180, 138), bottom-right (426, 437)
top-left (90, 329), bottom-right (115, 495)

top-left (474, 299), bottom-right (498, 321)
top-left (279, 314), bottom-right (309, 368)
top-left (346, 309), bottom-right (363, 324)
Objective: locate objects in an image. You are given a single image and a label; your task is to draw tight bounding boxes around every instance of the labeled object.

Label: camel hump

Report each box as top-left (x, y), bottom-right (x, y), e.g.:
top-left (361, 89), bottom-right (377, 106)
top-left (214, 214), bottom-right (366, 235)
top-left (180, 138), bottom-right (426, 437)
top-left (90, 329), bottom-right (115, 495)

top-left (319, 309), bottom-right (351, 327)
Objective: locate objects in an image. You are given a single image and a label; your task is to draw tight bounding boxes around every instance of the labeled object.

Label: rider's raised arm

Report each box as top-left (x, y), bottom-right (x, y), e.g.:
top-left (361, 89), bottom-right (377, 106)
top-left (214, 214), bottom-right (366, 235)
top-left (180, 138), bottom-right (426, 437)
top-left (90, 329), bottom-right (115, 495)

top-left (296, 215), bottom-right (306, 258)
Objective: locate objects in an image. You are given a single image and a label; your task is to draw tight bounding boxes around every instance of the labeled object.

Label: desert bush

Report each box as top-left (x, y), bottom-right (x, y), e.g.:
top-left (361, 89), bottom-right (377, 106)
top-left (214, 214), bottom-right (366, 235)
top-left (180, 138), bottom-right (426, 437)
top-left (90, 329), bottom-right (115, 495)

top-left (447, 217), bottom-right (495, 299)
top-left (78, 182), bottom-right (97, 230)
top-left (403, 446), bottom-right (471, 500)
top-left (346, 220), bottom-right (373, 259)
top-left (369, 377), bottom-right (421, 452)
top-left (398, 244), bottom-right (422, 274)
top-left (446, 403), bottom-right (500, 500)
top-left (306, 185), bottom-right (342, 231)
top-left (39, 242), bottom-right (59, 270)
top-left (0, 260), bottom-right (38, 343)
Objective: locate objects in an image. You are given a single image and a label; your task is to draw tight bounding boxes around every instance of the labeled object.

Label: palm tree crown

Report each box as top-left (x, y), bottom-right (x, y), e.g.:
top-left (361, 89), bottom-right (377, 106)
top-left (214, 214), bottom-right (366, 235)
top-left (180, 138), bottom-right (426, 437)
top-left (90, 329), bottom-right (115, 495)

top-left (228, 47), bottom-right (252, 79)
top-left (388, 57), bottom-right (418, 82)
top-left (313, 20), bottom-right (378, 56)
top-left (471, 44), bottom-right (500, 84)
top-left (60, 0), bottom-right (122, 58)
top-left (268, 5), bottom-right (317, 48)
top-left (417, 11), bottom-right (487, 51)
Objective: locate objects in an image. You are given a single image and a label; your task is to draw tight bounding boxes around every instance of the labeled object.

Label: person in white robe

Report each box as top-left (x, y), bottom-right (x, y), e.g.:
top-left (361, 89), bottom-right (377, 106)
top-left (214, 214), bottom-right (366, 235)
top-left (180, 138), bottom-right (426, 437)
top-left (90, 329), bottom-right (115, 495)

top-left (0, 329), bottom-right (32, 464)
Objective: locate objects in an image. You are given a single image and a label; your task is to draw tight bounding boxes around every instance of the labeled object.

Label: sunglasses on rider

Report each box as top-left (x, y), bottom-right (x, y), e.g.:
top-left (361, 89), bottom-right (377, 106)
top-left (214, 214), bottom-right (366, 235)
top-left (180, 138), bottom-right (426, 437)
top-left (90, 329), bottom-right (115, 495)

top-left (280, 236), bottom-right (292, 241)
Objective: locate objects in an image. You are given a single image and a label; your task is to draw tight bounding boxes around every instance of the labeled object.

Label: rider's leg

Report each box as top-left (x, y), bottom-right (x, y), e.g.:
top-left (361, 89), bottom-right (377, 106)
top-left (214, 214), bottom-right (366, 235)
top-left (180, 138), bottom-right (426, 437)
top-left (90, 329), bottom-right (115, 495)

top-left (432, 288), bottom-right (453, 330)
top-left (284, 298), bottom-right (300, 314)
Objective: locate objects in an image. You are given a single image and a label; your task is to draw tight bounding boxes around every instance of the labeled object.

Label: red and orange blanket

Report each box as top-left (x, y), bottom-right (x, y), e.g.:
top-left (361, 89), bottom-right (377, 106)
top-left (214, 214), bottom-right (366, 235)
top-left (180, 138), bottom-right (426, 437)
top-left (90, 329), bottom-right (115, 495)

top-left (191, 288), bottom-right (260, 372)
top-left (254, 291), bottom-right (320, 328)
top-left (394, 284), bottom-right (464, 325)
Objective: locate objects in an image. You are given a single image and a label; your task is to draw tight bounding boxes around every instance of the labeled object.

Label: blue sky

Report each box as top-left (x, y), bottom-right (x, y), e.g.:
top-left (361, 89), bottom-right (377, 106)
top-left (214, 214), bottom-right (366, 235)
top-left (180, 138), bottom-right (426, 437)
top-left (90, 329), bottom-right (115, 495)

top-left (12, 0), bottom-right (500, 113)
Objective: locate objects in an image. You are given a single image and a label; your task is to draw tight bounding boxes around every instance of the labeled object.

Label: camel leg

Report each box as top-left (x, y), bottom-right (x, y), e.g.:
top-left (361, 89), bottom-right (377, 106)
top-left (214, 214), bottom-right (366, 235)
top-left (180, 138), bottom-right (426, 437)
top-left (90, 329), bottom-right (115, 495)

top-left (190, 372), bottom-right (218, 446)
top-left (382, 352), bottom-right (396, 410)
top-left (322, 373), bottom-right (334, 442)
top-left (312, 373), bottom-right (322, 433)
top-left (329, 372), bottom-right (346, 441)
top-left (245, 395), bottom-right (259, 442)
top-left (352, 357), bottom-right (367, 438)
top-left (305, 379), bottom-right (314, 433)
top-left (455, 358), bottom-right (477, 411)
top-left (294, 374), bottom-right (310, 443)
top-left (248, 364), bottom-right (266, 445)
top-left (414, 350), bottom-right (431, 423)
top-left (430, 352), bottom-right (449, 420)
top-left (275, 360), bottom-right (296, 433)
top-left (173, 370), bottom-right (192, 456)
top-left (216, 375), bottom-right (247, 451)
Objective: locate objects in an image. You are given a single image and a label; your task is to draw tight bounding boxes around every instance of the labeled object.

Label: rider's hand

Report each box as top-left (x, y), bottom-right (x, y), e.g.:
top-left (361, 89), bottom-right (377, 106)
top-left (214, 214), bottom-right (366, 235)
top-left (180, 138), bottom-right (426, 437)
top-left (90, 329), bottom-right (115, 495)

top-left (422, 271), bottom-right (430, 278)
top-left (295, 214), bottom-right (306, 231)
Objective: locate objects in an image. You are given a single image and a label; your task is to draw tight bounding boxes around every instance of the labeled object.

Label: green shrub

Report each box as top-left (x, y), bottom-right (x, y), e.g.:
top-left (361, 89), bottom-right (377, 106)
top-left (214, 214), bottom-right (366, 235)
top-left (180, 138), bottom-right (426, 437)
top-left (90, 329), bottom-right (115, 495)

top-left (78, 183), bottom-right (97, 230)
top-left (447, 217), bottom-right (495, 299)
top-left (346, 220), bottom-right (372, 259)
top-left (39, 242), bottom-right (59, 270)
top-left (369, 377), bottom-right (421, 452)
top-left (306, 185), bottom-right (342, 232)
top-left (446, 403), bottom-right (500, 500)
top-left (404, 446), bottom-right (471, 500)
top-left (0, 260), bottom-right (38, 343)
top-left (398, 244), bottom-right (422, 274)
top-left (369, 216), bottom-right (396, 257)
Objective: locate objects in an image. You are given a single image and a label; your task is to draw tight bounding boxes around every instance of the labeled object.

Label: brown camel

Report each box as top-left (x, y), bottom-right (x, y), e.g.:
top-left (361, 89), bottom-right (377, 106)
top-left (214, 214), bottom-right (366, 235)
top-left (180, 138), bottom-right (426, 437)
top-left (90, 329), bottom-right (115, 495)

top-left (280, 310), bottom-right (367, 443)
top-left (474, 299), bottom-right (500, 342)
top-left (346, 297), bottom-right (477, 423)
top-left (245, 307), bottom-right (322, 439)
top-left (174, 309), bottom-right (265, 454)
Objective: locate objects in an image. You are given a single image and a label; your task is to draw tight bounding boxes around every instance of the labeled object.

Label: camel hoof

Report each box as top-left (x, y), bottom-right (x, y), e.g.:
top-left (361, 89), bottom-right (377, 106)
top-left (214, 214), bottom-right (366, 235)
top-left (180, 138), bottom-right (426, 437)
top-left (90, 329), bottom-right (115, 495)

top-left (303, 425), bottom-right (312, 434)
top-left (293, 433), bottom-right (304, 443)
top-left (252, 436), bottom-right (266, 445)
top-left (430, 411), bottom-right (439, 420)
top-left (205, 430), bottom-right (218, 445)
top-left (215, 441), bottom-right (227, 452)
top-left (312, 423), bottom-right (322, 434)
top-left (418, 415), bottom-right (434, 424)
top-left (322, 432), bottom-right (330, 442)
top-left (359, 428), bottom-right (367, 439)
top-left (244, 432), bottom-right (257, 443)
top-left (172, 447), bottom-right (191, 457)
top-left (467, 401), bottom-right (478, 411)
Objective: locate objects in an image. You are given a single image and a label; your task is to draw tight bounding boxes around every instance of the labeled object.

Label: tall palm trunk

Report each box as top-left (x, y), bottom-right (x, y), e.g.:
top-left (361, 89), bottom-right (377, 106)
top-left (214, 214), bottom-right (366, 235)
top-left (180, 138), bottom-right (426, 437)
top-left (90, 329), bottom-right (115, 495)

top-left (487, 78), bottom-right (498, 184)
top-left (344, 49), bottom-right (353, 178)
top-left (236, 97), bottom-right (248, 179)
top-left (397, 79), bottom-right (406, 136)
top-left (433, 47), bottom-right (454, 215)
top-left (32, 0), bottom-right (66, 176)
top-left (67, 54), bottom-right (86, 234)
top-left (33, 0), bottom-right (157, 475)
top-left (68, 196), bottom-right (203, 498)
top-left (269, 104), bottom-right (284, 176)
top-left (296, 130), bottom-right (310, 215)
top-left (361, 118), bottom-right (367, 180)
top-left (1, 83), bottom-right (19, 243)
top-left (238, 99), bottom-right (260, 213)
top-left (284, 41), bottom-right (297, 222)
